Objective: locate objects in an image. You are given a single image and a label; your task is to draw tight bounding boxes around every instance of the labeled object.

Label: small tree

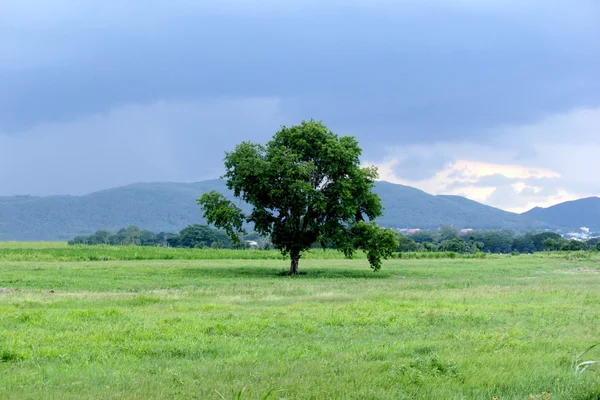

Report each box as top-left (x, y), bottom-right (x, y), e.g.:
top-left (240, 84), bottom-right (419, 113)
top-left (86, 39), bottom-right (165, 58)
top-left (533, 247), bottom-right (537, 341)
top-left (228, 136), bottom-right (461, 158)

top-left (438, 225), bottom-right (459, 241)
top-left (198, 120), bottom-right (397, 275)
top-left (471, 241), bottom-right (484, 253)
top-left (532, 232), bottom-right (562, 252)
top-left (543, 238), bottom-right (559, 253)
top-left (439, 237), bottom-right (471, 253)
top-left (562, 239), bottom-right (588, 251)
top-left (171, 224), bottom-right (232, 248)
top-left (398, 235), bottom-right (420, 252)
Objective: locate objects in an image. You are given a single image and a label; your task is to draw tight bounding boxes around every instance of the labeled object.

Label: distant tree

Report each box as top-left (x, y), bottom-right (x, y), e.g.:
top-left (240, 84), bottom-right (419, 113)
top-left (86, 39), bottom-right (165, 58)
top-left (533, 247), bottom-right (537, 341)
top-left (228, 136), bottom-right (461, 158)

top-left (166, 236), bottom-right (180, 248)
top-left (422, 242), bottom-right (438, 252)
top-left (198, 120), bottom-right (398, 274)
top-left (439, 237), bottom-right (471, 253)
top-left (561, 239), bottom-right (588, 251)
top-left (156, 232), bottom-right (178, 246)
top-left (108, 234), bottom-right (121, 245)
top-left (477, 231), bottom-right (514, 253)
top-left (543, 238), bottom-right (561, 252)
top-left (139, 230), bottom-right (158, 246)
top-left (68, 227), bottom-right (159, 247)
top-left (532, 232), bottom-right (562, 252)
top-left (398, 235), bottom-right (420, 252)
top-left (512, 234), bottom-right (535, 254)
top-left (68, 231), bottom-right (111, 245)
top-left (68, 236), bottom-right (87, 245)
top-left (471, 241), bottom-right (484, 253)
top-left (126, 226), bottom-right (143, 245)
top-left (410, 230), bottom-right (438, 244)
top-left (439, 225), bottom-right (459, 242)
top-left (85, 234), bottom-right (100, 245)
top-left (174, 224), bottom-right (231, 249)
top-left (596, 242), bottom-right (600, 251)
top-left (111, 226), bottom-right (143, 245)
top-left (93, 230), bottom-right (111, 244)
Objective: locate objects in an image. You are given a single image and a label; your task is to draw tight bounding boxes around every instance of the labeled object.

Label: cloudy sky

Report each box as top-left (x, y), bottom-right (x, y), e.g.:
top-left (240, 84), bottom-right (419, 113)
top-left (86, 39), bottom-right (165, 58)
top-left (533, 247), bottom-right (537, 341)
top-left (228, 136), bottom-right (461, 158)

top-left (1, 0), bottom-right (599, 212)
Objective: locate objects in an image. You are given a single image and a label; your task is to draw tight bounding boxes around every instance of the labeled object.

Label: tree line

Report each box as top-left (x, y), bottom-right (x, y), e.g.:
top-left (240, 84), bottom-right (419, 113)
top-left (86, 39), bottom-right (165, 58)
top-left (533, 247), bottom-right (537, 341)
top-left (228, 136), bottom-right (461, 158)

top-left (399, 226), bottom-right (600, 254)
top-left (68, 225), bottom-right (272, 249)
top-left (70, 223), bottom-right (600, 255)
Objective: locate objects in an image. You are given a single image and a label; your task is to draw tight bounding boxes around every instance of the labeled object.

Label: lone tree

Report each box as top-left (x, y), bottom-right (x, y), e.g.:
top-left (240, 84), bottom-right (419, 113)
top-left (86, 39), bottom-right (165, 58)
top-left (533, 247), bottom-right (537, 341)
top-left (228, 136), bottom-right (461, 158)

top-left (198, 120), bottom-right (398, 275)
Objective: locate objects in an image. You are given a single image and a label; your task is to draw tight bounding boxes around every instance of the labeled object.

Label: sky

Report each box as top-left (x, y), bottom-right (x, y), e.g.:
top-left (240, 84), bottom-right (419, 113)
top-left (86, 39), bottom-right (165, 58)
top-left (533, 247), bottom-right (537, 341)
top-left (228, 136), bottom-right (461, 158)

top-left (1, 0), bottom-right (599, 213)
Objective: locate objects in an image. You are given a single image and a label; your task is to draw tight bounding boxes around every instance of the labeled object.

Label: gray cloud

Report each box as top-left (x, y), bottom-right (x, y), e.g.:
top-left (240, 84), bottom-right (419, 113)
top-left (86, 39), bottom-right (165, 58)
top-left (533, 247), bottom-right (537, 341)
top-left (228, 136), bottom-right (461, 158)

top-left (1, 0), bottom-right (599, 206)
top-left (2, 0), bottom-right (599, 135)
top-left (0, 97), bottom-right (288, 195)
top-left (392, 153), bottom-right (453, 181)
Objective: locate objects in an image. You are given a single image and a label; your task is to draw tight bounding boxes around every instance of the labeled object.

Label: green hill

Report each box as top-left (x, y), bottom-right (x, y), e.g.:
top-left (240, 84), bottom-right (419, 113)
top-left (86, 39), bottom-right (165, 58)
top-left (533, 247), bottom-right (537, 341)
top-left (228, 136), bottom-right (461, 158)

top-left (522, 197), bottom-right (600, 231)
top-left (373, 182), bottom-right (545, 230)
top-left (0, 180), bottom-right (553, 241)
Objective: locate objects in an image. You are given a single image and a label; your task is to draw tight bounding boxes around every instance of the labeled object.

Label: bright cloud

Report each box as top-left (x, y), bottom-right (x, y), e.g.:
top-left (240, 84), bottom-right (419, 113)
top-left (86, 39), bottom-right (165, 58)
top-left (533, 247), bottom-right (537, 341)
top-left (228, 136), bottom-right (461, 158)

top-left (366, 107), bottom-right (600, 212)
top-left (368, 157), bottom-right (562, 208)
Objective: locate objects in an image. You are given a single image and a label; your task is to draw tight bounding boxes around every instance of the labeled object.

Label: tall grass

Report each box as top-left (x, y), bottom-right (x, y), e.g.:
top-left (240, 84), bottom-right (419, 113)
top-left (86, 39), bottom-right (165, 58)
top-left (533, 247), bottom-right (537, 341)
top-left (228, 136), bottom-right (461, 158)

top-left (573, 343), bottom-right (600, 377)
top-left (0, 244), bottom-right (494, 262)
top-left (393, 251), bottom-right (488, 259)
top-left (0, 241), bottom-right (68, 249)
top-left (0, 246), bottom-right (289, 262)
top-left (0, 257), bottom-right (599, 398)
top-left (1, 242), bottom-right (597, 262)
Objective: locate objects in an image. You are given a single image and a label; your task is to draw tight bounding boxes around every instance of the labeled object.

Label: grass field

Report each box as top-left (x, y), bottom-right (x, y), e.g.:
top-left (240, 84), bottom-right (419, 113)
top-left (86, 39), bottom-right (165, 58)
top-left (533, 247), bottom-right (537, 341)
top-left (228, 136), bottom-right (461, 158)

top-left (0, 241), bottom-right (69, 249)
top-left (0, 244), bottom-right (498, 262)
top-left (1, 245), bottom-right (599, 399)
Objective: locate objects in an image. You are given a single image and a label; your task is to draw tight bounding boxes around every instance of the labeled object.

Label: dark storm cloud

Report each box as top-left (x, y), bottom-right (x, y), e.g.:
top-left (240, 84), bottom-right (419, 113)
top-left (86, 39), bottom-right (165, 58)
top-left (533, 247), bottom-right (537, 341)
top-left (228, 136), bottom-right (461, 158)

top-left (1, 0), bottom-right (599, 199)
top-left (0, 98), bottom-right (286, 195)
top-left (391, 153), bottom-right (453, 181)
top-left (2, 0), bottom-right (599, 136)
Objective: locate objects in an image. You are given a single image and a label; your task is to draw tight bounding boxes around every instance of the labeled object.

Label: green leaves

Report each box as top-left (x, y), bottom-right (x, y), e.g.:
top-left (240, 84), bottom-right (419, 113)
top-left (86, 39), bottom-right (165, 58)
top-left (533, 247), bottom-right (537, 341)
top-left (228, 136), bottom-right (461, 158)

top-left (198, 120), bottom-right (392, 273)
top-left (572, 342), bottom-right (600, 377)
top-left (348, 222), bottom-right (399, 271)
top-left (197, 191), bottom-right (246, 243)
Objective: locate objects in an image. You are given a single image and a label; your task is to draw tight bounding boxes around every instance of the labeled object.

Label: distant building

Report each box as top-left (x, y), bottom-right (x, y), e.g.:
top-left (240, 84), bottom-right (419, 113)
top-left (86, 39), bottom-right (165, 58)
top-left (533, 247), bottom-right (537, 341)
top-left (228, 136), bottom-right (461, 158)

top-left (399, 229), bottom-right (421, 234)
top-left (564, 227), bottom-right (593, 241)
top-left (460, 229), bottom-right (473, 233)
top-left (245, 240), bottom-right (259, 248)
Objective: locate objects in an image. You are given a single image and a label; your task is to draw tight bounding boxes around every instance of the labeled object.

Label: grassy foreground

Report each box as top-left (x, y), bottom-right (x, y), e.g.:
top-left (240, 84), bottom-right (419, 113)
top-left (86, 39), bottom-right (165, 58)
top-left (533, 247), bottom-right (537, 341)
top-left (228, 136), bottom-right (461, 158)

top-left (1, 253), bottom-right (599, 399)
top-left (0, 243), bottom-right (493, 262)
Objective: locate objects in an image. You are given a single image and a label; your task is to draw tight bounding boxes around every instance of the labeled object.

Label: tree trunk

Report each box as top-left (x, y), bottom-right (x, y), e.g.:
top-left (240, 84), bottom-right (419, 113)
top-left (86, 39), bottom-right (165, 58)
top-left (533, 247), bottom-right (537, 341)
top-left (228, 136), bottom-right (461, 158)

top-left (290, 250), bottom-right (301, 275)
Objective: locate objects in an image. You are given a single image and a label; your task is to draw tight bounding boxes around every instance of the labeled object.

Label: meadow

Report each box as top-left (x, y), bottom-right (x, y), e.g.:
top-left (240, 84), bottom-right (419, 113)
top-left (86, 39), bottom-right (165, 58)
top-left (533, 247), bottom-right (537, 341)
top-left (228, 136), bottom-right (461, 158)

top-left (0, 243), bottom-right (499, 262)
top-left (0, 243), bottom-right (599, 399)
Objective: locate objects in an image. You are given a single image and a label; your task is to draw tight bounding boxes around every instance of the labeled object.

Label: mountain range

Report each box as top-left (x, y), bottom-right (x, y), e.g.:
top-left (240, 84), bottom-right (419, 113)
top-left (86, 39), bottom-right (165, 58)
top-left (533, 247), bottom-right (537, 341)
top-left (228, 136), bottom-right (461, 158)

top-left (1, 180), bottom-right (599, 241)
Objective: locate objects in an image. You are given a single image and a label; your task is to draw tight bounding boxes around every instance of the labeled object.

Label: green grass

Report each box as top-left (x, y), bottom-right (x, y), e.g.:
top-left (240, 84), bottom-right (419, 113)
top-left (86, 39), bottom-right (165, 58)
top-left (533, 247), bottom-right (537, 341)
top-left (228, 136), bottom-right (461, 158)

top-left (0, 246), bottom-right (293, 262)
top-left (1, 253), bottom-right (599, 398)
top-left (0, 244), bottom-right (498, 262)
top-left (0, 241), bottom-right (68, 249)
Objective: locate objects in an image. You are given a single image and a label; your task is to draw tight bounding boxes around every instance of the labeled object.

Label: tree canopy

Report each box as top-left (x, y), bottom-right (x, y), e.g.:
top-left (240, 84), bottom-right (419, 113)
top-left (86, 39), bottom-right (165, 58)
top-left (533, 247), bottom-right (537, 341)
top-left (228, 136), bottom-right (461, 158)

top-left (67, 224), bottom-right (257, 249)
top-left (198, 120), bottom-right (397, 274)
top-left (395, 230), bottom-right (593, 255)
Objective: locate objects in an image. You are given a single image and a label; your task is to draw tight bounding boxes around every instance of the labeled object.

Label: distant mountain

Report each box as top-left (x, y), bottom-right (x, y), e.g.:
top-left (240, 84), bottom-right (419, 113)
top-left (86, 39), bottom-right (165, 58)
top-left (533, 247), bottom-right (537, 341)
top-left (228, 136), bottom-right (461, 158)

top-left (0, 180), bottom-right (229, 241)
top-left (373, 183), bottom-right (545, 230)
top-left (522, 197), bottom-right (600, 231)
top-left (0, 179), bottom-right (557, 241)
